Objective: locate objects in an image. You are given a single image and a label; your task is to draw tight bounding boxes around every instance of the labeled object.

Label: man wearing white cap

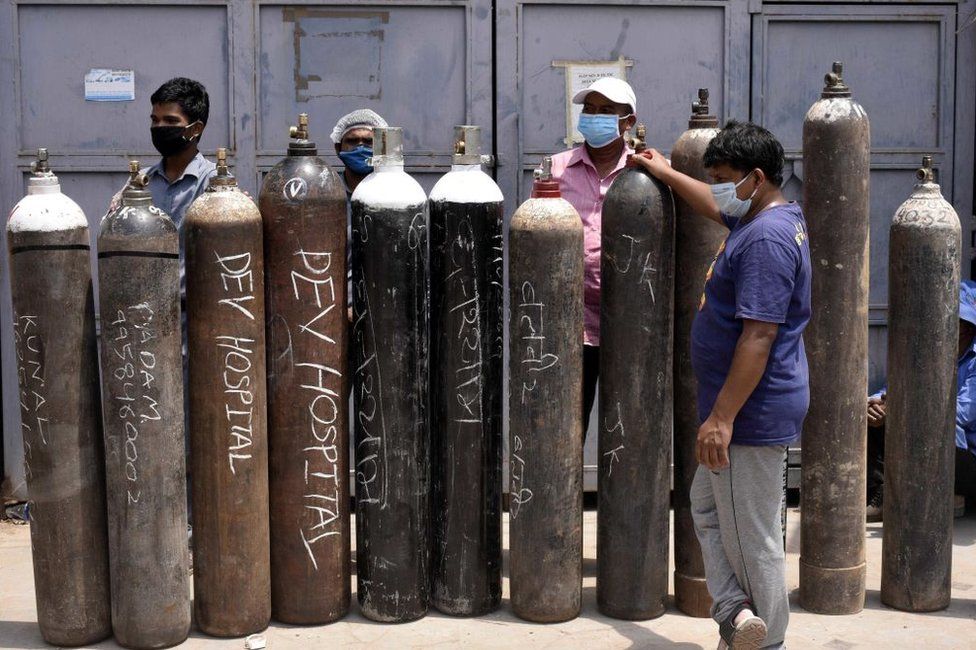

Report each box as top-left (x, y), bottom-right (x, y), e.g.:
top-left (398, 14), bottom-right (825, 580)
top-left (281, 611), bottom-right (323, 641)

top-left (331, 108), bottom-right (389, 195)
top-left (551, 77), bottom-right (639, 437)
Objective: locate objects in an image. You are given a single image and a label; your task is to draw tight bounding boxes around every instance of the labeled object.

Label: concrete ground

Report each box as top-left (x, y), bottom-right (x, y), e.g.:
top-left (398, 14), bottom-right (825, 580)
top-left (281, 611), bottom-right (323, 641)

top-left (1, 509), bottom-right (974, 649)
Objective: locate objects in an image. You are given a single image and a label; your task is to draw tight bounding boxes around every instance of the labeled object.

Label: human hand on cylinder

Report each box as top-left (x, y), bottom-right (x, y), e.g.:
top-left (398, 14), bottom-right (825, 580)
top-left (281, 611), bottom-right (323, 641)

top-left (867, 395), bottom-right (887, 427)
top-left (696, 414), bottom-right (733, 469)
top-left (628, 148), bottom-right (670, 178)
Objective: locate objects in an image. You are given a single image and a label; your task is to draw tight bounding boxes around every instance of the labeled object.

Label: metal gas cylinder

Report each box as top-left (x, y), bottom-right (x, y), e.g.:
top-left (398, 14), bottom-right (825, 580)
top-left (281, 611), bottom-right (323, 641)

top-left (97, 161), bottom-right (190, 648)
top-left (260, 113), bottom-right (350, 624)
top-left (185, 149), bottom-right (271, 636)
top-left (670, 89), bottom-right (722, 618)
top-left (508, 156), bottom-right (584, 623)
top-left (350, 126), bottom-right (430, 622)
top-left (881, 156), bottom-right (960, 612)
top-left (800, 62), bottom-right (871, 615)
top-left (598, 126), bottom-right (676, 620)
top-left (428, 125), bottom-right (505, 616)
top-left (6, 148), bottom-right (111, 646)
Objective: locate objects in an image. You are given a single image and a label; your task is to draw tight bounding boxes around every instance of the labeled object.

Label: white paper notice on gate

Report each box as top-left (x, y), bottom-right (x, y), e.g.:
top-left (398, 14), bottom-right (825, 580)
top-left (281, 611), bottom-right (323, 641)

top-left (84, 69), bottom-right (135, 102)
top-left (554, 58), bottom-right (632, 147)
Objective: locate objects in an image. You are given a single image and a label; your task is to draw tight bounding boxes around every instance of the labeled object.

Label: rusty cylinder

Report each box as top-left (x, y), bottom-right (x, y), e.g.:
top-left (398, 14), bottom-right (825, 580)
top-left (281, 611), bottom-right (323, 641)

top-left (6, 148), bottom-right (112, 646)
top-left (881, 156), bottom-right (960, 612)
top-left (598, 126), bottom-right (675, 620)
top-left (260, 113), bottom-right (350, 624)
top-left (800, 61), bottom-right (871, 614)
top-left (350, 127), bottom-right (430, 622)
top-left (429, 125), bottom-right (505, 616)
top-left (671, 90), bottom-right (721, 619)
top-left (185, 149), bottom-right (271, 636)
top-left (508, 156), bottom-right (584, 623)
top-left (97, 162), bottom-right (191, 649)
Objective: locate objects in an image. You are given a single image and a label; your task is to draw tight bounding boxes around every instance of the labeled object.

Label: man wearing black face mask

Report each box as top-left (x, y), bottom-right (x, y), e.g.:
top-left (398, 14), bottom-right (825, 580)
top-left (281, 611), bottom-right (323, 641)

top-left (144, 77), bottom-right (216, 223)
top-left (108, 77), bottom-right (216, 228)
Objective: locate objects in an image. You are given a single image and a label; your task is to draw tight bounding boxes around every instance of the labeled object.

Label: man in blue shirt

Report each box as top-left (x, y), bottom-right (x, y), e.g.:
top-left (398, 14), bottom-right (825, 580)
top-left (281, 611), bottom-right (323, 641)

top-left (866, 280), bottom-right (976, 520)
top-left (110, 78), bottom-right (217, 227)
top-left (633, 121), bottom-right (810, 650)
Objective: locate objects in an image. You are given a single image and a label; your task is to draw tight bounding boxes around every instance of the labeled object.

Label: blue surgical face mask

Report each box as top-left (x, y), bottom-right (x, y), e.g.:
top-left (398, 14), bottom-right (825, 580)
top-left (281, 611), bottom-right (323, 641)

top-left (710, 172), bottom-right (760, 218)
top-left (339, 145), bottom-right (373, 176)
top-left (577, 113), bottom-right (628, 148)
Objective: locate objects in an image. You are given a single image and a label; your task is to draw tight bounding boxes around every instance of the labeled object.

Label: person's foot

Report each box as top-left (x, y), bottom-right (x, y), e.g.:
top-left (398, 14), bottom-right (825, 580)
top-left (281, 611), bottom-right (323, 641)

top-left (866, 486), bottom-right (883, 523)
top-left (719, 605), bottom-right (768, 650)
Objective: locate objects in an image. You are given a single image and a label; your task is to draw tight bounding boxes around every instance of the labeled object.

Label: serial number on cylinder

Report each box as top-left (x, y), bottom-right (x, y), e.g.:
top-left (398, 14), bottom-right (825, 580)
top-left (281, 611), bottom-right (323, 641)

top-left (107, 303), bottom-right (163, 505)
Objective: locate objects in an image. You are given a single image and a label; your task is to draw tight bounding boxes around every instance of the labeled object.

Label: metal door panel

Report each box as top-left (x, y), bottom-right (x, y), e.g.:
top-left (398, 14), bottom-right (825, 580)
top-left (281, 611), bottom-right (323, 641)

top-left (753, 4), bottom-right (959, 310)
top-left (257, 2), bottom-right (493, 176)
top-left (17, 4), bottom-right (231, 152)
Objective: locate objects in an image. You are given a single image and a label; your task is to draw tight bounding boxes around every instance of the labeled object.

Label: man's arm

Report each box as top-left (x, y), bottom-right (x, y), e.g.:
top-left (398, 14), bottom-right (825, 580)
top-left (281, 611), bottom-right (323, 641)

top-left (630, 149), bottom-right (723, 225)
top-left (697, 319), bottom-right (778, 469)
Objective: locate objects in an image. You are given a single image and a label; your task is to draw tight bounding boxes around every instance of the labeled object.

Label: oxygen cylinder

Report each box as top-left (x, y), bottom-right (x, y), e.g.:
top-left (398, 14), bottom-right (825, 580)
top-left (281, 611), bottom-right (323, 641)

top-left (260, 113), bottom-right (350, 624)
top-left (350, 126), bottom-right (430, 622)
top-left (800, 62), bottom-right (871, 615)
top-left (598, 126), bottom-right (675, 620)
top-left (508, 156), bottom-right (584, 623)
top-left (881, 156), bottom-right (960, 612)
top-left (6, 148), bottom-right (111, 645)
top-left (671, 90), bottom-right (721, 618)
top-left (429, 125), bottom-right (505, 616)
top-left (97, 162), bottom-right (190, 648)
top-left (185, 149), bottom-right (271, 636)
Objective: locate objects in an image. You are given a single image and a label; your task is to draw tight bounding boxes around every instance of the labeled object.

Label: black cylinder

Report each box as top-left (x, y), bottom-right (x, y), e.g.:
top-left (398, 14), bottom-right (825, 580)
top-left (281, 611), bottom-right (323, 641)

top-left (350, 127), bottom-right (430, 622)
top-left (671, 90), bottom-right (721, 618)
top-left (799, 62), bottom-right (871, 615)
top-left (508, 157), bottom-right (584, 623)
top-left (259, 114), bottom-right (351, 624)
top-left (598, 134), bottom-right (675, 620)
top-left (6, 149), bottom-right (112, 646)
top-left (429, 125), bottom-right (505, 616)
top-left (185, 151), bottom-right (271, 636)
top-left (97, 162), bottom-right (191, 649)
top-left (881, 157), bottom-right (960, 612)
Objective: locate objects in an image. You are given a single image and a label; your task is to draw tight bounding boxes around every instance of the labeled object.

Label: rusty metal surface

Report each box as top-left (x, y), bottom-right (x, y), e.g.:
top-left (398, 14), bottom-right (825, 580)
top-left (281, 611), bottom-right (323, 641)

top-left (508, 165), bottom-right (584, 623)
top-left (881, 158), bottom-right (960, 612)
top-left (350, 170), bottom-right (429, 623)
top-left (259, 132), bottom-right (350, 625)
top-left (97, 172), bottom-right (190, 648)
top-left (799, 62), bottom-right (871, 615)
top-left (7, 210), bottom-right (111, 644)
top-left (670, 91), bottom-right (721, 619)
top-left (185, 172), bottom-right (271, 637)
top-left (598, 163), bottom-right (675, 621)
top-left (429, 191), bottom-right (505, 617)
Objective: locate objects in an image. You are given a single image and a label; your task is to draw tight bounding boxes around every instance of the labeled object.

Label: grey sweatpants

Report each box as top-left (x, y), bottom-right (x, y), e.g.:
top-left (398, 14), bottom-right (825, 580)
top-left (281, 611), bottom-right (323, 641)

top-left (691, 444), bottom-right (789, 648)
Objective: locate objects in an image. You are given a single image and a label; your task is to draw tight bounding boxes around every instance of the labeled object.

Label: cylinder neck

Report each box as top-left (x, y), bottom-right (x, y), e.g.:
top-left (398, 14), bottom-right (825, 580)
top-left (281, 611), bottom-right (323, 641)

top-left (287, 112), bottom-right (317, 156)
top-left (912, 155), bottom-right (943, 198)
top-left (453, 125), bottom-right (483, 165)
top-left (821, 61), bottom-right (852, 98)
top-left (26, 148), bottom-right (60, 194)
top-left (531, 156), bottom-right (560, 198)
top-left (121, 161), bottom-right (152, 206)
top-left (371, 126), bottom-right (404, 168)
top-left (689, 88), bottom-right (718, 129)
top-left (209, 148), bottom-right (238, 189)
top-left (630, 124), bottom-right (647, 154)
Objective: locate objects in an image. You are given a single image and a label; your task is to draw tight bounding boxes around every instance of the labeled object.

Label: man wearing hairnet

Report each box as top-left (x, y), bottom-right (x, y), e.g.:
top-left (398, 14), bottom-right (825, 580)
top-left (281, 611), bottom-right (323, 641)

top-left (331, 108), bottom-right (389, 195)
top-left (331, 109), bottom-right (388, 316)
top-left (865, 279), bottom-right (976, 520)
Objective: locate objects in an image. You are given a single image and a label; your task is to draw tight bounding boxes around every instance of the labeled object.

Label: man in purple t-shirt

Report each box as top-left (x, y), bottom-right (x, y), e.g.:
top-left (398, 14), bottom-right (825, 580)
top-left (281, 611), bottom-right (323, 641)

top-left (633, 121), bottom-right (811, 650)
